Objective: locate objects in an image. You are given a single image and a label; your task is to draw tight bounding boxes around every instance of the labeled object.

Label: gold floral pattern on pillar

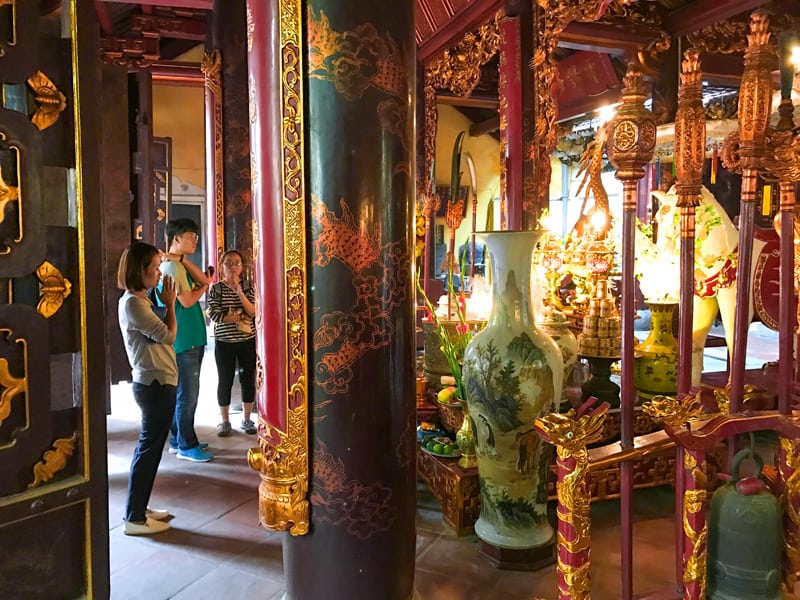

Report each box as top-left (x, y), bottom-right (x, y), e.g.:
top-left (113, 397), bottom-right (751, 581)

top-left (201, 49), bottom-right (225, 262)
top-left (307, 8), bottom-right (410, 166)
top-left (26, 71), bottom-right (67, 131)
top-left (311, 440), bottom-right (397, 539)
top-left (683, 452), bottom-right (708, 593)
top-left (28, 433), bottom-right (78, 489)
top-left (310, 195), bottom-right (408, 395)
top-left (247, 0), bottom-right (311, 537)
top-left (779, 436), bottom-right (800, 595)
top-left (35, 260), bottom-right (72, 319)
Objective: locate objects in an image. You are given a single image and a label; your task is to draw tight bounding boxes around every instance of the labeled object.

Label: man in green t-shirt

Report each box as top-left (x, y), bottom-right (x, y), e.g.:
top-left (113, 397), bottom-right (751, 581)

top-left (160, 219), bottom-right (212, 462)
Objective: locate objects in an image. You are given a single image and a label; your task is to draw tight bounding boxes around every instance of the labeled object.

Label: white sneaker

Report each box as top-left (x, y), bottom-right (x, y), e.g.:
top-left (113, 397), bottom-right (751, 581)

top-left (124, 517), bottom-right (171, 536)
top-left (145, 507), bottom-right (171, 521)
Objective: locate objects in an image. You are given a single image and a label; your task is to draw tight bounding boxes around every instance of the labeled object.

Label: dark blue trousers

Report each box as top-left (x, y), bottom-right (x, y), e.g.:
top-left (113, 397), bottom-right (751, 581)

top-left (125, 380), bottom-right (176, 522)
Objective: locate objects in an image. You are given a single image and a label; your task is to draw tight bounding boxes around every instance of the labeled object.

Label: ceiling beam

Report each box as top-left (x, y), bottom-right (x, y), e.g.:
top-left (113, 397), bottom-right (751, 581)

top-left (663, 0), bottom-right (769, 38)
top-left (470, 115), bottom-right (499, 137)
top-left (94, 0), bottom-right (113, 35)
top-left (437, 93), bottom-right (498, 109)
top-left (133, 14), bottom-right (206, 41)
top-left (95, 0), bottom-right (213, 9)
top-left (559, 21), bottom-right (659, 55)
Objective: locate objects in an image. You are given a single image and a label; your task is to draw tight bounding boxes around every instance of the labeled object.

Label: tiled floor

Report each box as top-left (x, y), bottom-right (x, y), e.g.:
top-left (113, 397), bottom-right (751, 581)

top-left (107, 325), bottom-right (780, 600)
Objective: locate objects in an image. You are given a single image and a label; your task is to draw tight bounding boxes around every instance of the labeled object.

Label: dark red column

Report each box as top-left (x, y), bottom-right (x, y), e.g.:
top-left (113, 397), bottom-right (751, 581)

top-left (248, 2), bottom-right (417, 599)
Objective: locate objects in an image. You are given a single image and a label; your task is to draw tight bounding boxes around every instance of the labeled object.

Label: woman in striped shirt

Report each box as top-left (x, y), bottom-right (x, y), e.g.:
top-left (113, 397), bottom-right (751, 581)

top-left (207, 250), bottom-right (257, 436)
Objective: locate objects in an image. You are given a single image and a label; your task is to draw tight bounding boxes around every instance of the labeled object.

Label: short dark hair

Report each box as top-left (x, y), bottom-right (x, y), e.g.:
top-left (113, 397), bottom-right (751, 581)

top-left (117, 242), bottom-right (159, 291)
top-left (219, 249), bottom-right (244, 266)
top-left (165, 218), bottom-right (199, 246)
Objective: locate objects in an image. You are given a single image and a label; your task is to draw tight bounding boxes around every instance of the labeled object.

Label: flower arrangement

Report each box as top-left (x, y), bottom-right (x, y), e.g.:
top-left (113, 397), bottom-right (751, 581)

top-left (634, 220), bottom-right (680, 304)
top-left (417, 274), bottom-right (472, 403)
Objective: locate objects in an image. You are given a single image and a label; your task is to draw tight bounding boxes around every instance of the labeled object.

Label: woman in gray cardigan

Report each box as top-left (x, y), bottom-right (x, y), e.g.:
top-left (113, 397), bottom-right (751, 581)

top-left (117, 242), bottom-right (177, 536)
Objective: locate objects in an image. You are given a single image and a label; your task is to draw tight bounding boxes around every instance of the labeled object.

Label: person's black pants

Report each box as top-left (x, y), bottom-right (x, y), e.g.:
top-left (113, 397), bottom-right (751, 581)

top-left (214, 338), bottom-right (256, 408)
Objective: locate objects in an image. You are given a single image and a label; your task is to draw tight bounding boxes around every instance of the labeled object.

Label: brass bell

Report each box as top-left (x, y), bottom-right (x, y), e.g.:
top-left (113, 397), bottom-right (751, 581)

top-left (707, 446), bottom-right (782, 599)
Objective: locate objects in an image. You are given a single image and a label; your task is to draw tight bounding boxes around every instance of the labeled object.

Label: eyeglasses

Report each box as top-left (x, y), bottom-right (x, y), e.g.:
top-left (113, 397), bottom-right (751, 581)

top-left (223, 261), bottom-right (242, 267)
top-left (181, 233), bottom-right (199, 241)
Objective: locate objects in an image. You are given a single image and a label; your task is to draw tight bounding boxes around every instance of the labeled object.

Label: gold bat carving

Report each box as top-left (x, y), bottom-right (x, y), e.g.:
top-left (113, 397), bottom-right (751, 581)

top-left (27, 71), bottom-right (67, 131)
top-left (35, 261), bottom-right (72, 319)
top-left (29, 433), bottom-right (79, 489)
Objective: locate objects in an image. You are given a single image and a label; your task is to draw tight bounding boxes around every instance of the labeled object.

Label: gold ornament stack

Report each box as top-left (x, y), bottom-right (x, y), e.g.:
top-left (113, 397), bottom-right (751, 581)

top-left (578, 279), bottom-right (621, 358)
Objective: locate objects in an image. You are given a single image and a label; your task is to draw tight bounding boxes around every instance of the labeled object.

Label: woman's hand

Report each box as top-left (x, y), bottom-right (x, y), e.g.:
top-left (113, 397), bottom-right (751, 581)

top-left (157, 275), bottom-right (177, 307)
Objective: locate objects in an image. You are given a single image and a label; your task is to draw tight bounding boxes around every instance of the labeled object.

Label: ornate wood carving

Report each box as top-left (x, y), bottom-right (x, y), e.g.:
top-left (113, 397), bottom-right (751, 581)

top-left (99, 34), bottom-right (161, 69)
top-left (0, 108), bottom-right (44, 277)
top-left (423, 14), bottom-right (502, 191)
top-left (201, 49), bottom-right (225, 264)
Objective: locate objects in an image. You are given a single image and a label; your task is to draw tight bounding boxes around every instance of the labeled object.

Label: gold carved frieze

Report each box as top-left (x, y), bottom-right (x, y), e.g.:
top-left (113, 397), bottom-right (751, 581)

top-left (26, 71), bottom-right (67, 131)
top-left (35, 260), bottom-right (71, 319)
top-left (687, 19), bottom-right (748, 55)
top-left (531, 0), bottom-right (626, 210)
top-left (423, 13), bottom-right (502, 183)
top-left (28, 433), bottom-right (78, 489)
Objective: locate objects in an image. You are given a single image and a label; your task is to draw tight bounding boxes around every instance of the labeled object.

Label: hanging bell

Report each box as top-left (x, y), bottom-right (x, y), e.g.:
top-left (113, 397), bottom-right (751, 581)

top-left (707, 446), bottom-right (783, 599)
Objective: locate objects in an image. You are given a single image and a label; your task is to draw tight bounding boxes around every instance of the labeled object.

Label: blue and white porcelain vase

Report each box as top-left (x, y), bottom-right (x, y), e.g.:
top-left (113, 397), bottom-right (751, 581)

top-left (462, 230), bottom-right (563, 549)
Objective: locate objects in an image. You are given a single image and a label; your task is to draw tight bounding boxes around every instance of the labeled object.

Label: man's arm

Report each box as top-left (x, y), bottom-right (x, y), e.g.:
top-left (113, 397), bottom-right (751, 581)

top-left (161, 260), bottom-right (207, 309)
top-left (162, 252), bottom-right (210, 287)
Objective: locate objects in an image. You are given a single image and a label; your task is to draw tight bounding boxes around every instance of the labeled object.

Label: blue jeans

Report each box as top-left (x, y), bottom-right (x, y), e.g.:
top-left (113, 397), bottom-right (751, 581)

top-left (171, 346), bottom-right (204, 451)
top-left (126, 380), bottom-right (176, 522)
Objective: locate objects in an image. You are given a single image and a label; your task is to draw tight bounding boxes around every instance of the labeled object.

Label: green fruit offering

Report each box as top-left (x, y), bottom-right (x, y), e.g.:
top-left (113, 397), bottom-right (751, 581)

top-left (433, 443), bottom-right (444, 454)
top-left (443, 446), bottom-right (453, 455)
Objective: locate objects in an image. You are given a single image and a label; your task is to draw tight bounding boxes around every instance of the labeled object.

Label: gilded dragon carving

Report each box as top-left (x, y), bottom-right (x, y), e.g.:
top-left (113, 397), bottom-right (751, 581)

top-left (536, 402), bottom-right (609, 599)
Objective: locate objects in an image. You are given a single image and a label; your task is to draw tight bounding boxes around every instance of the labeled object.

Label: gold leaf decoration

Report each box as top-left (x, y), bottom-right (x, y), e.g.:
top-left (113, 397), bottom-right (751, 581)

top-left (28, 433), bottom-right (79, 489)
top-left (26, 71), bottom-right (67, 131)
top-left (0, 357), bottom-right (26, 428)
top-left (0, 164), bottom-right (19, 227)
top-left (35, 260), bottom-right (72, 319)
top-left (643, 392), bottom-right (704, 428)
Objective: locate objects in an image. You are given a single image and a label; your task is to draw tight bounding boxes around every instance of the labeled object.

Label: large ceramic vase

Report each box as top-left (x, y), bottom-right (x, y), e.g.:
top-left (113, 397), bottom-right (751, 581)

top-left (462, 230), bottom-right (564, 549)
top-left (633, 301), bottom-right (678, 402)
top-left (537, 307), bottom-right (578, 411)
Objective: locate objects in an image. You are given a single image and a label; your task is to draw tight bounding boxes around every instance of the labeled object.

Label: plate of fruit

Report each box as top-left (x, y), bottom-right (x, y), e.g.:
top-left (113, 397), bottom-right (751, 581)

top-left (420, 435), bottom-right (461, 458)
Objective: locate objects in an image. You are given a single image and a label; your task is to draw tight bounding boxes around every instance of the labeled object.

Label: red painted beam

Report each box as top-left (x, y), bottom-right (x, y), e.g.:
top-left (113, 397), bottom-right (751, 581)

top-left (94, 0), bottom-right (113, 35)
top-left (418, 0), bottom-right (504, 63)
top-left (95, 0), bottom-right (213, 9)
top-left (560, 21), bottom-right (659, 56)
top-left (663, 0), bottom-right (769, 38)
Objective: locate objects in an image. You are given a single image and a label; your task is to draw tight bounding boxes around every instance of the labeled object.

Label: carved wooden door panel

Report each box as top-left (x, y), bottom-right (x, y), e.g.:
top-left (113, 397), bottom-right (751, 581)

top-left (0, 4), bottom-right (110, 599)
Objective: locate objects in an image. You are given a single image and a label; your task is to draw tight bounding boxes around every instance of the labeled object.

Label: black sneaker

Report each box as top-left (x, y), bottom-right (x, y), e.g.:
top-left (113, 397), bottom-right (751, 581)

top-left (241, 419), bottom-right (256, 435)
